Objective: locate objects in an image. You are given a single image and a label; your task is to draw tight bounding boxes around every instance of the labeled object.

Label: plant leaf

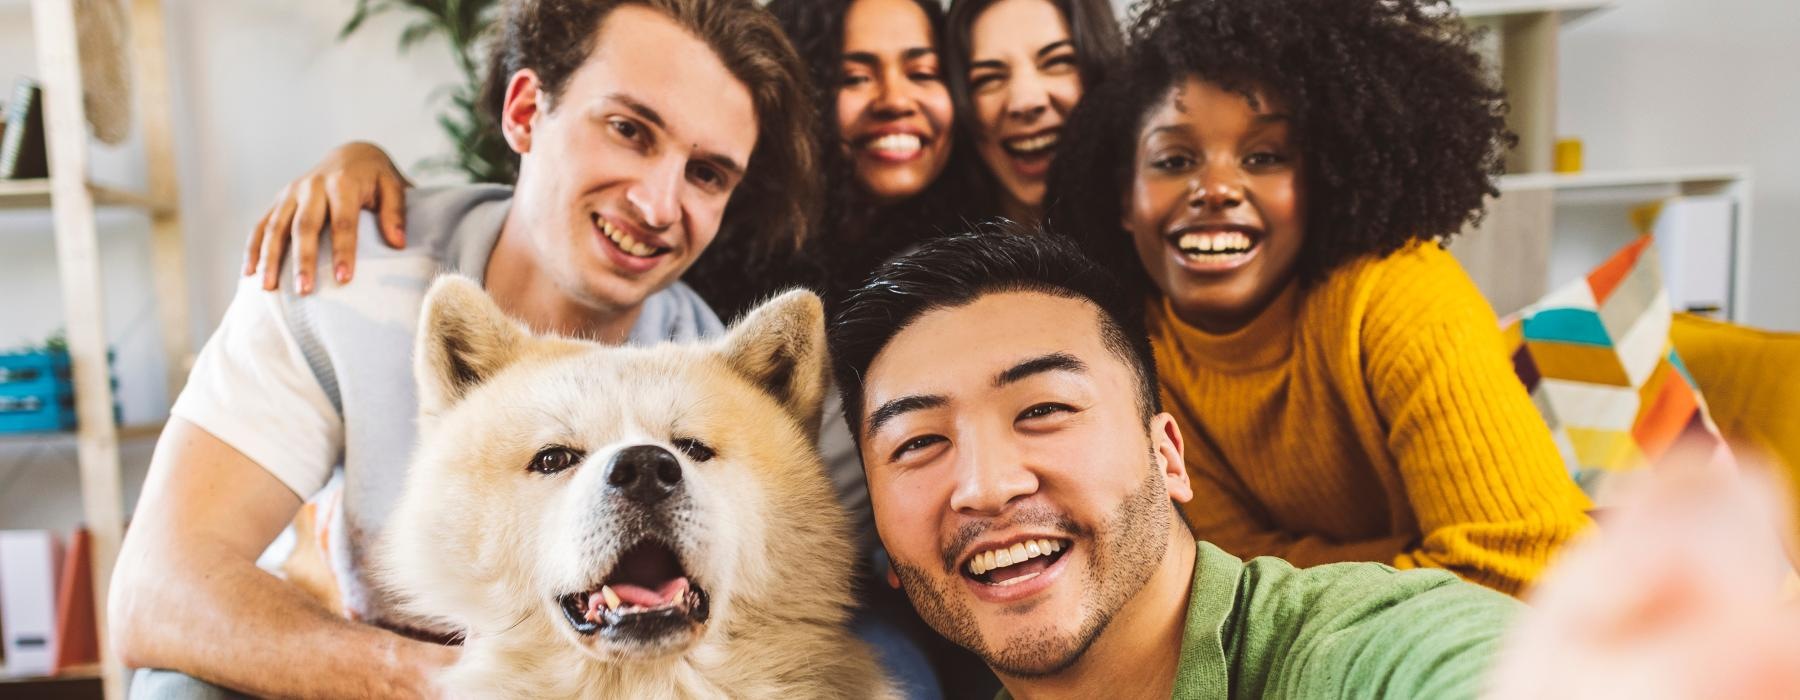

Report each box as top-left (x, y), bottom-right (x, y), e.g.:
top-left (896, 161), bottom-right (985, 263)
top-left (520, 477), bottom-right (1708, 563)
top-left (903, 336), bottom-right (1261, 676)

top-left (397, 19), bottom-right (442, 53)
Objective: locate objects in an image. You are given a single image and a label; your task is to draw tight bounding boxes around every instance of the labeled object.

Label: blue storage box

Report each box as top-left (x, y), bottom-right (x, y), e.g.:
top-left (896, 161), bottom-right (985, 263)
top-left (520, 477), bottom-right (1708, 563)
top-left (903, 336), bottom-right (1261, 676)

top-left (0, 349), bottom-right (118, 434)
top-left (0, 390), bottom-right (77, 432)
top-left (0, 349), bottom-right (70, 385)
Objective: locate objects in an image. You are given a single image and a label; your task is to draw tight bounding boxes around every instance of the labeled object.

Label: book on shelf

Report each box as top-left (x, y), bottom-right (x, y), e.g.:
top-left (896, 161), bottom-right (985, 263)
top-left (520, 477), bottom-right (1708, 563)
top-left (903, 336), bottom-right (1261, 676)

top-left (0, 78), bottom-right (48, 180)
top-left (53, 528), bottom-right (98, 674)
top-left (0, 530), bottom-right (63, 676)
top-left (0, 528), bottom-right (98, 677)
top-left (1632, 195), bottom-right (1737, 316)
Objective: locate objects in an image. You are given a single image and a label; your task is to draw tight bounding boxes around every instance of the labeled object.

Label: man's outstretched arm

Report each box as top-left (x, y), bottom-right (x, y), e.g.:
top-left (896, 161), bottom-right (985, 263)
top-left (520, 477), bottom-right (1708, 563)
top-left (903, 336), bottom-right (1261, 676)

top-left (110, 418), bottom-right (455, 698)
top-left (1265, 563), bottom-right (1519, 700)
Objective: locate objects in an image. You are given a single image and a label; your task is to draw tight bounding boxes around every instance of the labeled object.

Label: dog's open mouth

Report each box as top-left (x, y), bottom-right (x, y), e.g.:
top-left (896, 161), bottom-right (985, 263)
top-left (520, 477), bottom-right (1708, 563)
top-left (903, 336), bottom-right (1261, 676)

top-left (557, 540), bottom-right (710, 640)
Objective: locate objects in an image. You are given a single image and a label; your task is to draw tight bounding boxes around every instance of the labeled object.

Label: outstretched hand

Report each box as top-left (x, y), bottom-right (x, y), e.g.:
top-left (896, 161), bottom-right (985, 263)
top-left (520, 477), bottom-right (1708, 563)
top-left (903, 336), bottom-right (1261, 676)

top-left (1487, 440), bottom-right (1800, 699)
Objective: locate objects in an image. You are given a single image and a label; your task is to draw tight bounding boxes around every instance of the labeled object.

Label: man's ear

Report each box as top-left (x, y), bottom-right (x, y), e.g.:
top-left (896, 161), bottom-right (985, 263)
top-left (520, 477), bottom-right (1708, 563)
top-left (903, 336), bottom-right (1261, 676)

top-left (501, 69), bottom-right (543, 155)
top-left (1151, 413), bottom-right (1192, 504)
top-left (720, 289), bottom-right (830, 440)
top-left (415, 275), bottom-right (530, 417)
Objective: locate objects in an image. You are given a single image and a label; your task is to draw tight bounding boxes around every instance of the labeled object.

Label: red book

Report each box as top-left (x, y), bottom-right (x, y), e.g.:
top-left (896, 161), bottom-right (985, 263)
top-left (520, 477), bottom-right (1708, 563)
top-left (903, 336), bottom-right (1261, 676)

top-left (52, 528), bottom-right (98, 673)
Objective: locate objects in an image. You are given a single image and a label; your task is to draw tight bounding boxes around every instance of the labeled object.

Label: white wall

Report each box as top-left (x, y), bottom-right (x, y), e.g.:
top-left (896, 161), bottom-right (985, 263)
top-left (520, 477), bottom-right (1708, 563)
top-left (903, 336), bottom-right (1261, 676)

top-left (0, 0), bottom-right (463, 529)
top-left (1558, 0), bottom-right (1800, 331)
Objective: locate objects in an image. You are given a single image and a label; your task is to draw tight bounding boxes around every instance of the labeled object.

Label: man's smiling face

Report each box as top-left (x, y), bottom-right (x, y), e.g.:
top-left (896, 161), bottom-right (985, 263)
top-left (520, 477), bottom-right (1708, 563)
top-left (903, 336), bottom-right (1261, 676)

top-left (507, 5), bottom-right (757, 315)
top-left (857, 290), bottom-right (1190, 677)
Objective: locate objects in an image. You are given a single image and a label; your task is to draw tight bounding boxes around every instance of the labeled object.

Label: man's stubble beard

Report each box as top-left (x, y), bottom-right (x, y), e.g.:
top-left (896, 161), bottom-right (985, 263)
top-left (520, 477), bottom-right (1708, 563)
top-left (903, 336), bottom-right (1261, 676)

top-left (892, 457), bottom-right (1173, 678)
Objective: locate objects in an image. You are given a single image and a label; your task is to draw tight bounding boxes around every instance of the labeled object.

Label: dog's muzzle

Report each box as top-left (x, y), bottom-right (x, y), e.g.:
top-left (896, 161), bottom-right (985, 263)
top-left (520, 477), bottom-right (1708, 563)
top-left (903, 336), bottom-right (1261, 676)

top-left (554, 444), bottom-right (709, 649)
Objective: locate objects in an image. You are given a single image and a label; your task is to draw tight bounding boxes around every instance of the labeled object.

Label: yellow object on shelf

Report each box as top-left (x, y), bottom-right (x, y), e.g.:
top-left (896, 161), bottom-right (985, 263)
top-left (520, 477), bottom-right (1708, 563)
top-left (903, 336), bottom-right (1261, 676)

top-left (1555, 137), bottom-right (1584, 173)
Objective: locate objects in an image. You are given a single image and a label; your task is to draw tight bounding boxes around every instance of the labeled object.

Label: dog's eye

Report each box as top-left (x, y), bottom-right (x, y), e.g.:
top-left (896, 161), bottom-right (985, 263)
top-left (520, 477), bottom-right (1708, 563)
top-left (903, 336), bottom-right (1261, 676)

top-left (672, 437), bottom-right (716, 463)
top-left (529, 446), bottom-right (584, 475)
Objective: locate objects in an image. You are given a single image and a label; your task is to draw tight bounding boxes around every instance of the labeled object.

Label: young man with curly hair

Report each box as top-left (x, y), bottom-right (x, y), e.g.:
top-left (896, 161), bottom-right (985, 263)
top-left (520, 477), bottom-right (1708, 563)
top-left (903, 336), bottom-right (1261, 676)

top-left (1046, 0), bottom-right (1592, 596)
top-left (109, 0), bottom-right (818, 696)
top-left (830, 230), bottom-right (1522, 700)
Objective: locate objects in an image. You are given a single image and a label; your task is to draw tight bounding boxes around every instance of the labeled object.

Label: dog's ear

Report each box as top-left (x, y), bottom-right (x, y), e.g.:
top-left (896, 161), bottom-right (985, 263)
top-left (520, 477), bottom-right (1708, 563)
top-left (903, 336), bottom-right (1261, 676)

top-left (415, 275), bottom-right (530, 415)
top-left (720, 289), bottom-right (830, 436)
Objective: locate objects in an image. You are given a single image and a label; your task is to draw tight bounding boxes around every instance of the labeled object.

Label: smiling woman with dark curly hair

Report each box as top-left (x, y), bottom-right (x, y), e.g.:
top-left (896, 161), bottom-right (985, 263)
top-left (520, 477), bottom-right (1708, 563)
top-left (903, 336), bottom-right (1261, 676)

top-left (1045, 0), bottom-right (1593, 596)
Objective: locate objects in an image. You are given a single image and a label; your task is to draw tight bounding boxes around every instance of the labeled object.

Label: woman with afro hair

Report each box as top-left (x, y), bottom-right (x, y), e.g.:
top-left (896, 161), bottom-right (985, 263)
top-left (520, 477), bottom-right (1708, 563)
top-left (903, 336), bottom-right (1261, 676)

top-left (1045, 0), bottom-right (1592, 596)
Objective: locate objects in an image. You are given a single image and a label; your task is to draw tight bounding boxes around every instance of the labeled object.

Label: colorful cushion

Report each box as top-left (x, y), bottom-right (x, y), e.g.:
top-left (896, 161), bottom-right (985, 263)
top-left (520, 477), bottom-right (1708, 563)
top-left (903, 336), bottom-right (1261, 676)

top-left (1501, 235), bottom-right (1728, 504)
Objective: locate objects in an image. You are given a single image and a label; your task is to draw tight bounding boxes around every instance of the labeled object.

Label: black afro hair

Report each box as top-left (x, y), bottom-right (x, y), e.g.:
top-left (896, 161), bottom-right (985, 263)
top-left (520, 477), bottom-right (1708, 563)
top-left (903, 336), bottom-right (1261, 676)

top-left (1046, 0), bottom-right (1515, 293)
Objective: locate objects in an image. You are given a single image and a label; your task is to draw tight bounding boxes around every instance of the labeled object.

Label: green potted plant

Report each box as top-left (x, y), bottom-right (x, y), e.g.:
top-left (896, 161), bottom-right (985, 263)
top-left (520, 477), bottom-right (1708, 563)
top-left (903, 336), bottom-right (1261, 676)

top-left (340, 0), bottom-right (512, 183)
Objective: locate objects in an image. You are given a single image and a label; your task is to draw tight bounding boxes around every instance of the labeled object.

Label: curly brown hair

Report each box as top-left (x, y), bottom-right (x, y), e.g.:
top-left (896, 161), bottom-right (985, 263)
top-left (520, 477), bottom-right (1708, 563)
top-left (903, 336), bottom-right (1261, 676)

top-left (477, 0), bottom-right (821, 258)
top-left (1046, 0), bottom-right (1513, 293)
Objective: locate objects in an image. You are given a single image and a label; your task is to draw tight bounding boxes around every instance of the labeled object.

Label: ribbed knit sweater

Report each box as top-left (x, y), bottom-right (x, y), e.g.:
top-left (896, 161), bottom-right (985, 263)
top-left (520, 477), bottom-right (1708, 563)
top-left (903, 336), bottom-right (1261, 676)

top-left (1149, 244), bottom-right (1593, 595)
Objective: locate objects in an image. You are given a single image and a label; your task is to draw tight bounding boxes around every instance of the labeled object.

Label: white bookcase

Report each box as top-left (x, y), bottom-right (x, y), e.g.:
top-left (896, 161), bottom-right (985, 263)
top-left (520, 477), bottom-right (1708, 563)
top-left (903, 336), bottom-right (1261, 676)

top-left (0, 0), bottom-right (189, 697)
top-left (1450, 1), bottom-right (1754, 318)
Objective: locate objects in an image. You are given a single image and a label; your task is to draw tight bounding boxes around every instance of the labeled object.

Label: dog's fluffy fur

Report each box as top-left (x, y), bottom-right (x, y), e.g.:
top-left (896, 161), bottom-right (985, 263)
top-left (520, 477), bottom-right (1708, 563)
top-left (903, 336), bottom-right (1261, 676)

top-left (377, 277), bottom-right (896, 699)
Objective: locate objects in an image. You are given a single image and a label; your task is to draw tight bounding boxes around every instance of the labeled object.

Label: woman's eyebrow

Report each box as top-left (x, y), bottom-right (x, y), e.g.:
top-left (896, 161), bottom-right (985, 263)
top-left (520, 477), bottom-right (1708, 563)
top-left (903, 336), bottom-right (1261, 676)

top-left (1143, 123), bottom-right (1191, 140)
top-left (1035, 39), bottom-right (1074, 60)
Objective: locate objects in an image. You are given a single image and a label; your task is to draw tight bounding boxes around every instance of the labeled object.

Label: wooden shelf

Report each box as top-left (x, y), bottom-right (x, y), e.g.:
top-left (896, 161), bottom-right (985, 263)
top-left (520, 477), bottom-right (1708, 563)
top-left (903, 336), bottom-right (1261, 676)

top-left (0, 662), bottom-right (102, 683)
top-left (1458, 0), bottom-right (1612, 23)
top-left (0, 421), bottom-right (166, 448)
top-left (0, 179), bottom-right (173, 215)
top-left (1499, 167), bottom-right (1750, 192)
top-left (16, 0), bottom-right (190, 696)
top-left (0, 664), bottom-right (104, 700)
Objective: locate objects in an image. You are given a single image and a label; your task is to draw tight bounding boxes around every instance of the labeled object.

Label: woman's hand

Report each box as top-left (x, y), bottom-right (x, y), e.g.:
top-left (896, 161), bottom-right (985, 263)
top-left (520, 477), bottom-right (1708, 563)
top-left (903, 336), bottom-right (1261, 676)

top-left (245, 141), bottom-right (409, 294)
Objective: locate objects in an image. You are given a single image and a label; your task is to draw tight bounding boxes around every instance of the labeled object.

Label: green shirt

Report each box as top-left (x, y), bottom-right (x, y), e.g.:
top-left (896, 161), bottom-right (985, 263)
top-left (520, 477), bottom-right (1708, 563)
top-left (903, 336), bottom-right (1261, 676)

top-left (1000, 542), bottom-right (1519, 700)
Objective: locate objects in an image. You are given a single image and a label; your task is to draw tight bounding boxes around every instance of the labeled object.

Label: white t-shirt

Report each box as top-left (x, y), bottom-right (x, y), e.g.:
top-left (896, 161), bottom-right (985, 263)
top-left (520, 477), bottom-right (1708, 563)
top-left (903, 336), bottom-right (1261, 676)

top-left (172, 186), bottom-right (724, 628)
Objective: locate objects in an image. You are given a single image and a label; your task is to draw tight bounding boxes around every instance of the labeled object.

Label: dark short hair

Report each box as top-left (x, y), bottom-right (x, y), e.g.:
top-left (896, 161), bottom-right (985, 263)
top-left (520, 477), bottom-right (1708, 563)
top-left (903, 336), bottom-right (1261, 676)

top-left (1046, 0), bottom-right (1512, 294)
top-left (828, 224), bottom-right (1161, 441)
top-left (478, 0), bottom-right (821, 258)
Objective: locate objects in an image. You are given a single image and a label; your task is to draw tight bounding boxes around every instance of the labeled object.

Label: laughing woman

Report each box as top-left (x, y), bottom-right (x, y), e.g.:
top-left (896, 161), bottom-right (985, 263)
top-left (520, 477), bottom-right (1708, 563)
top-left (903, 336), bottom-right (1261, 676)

top-left (736, 0), bottom-right (978, 319)
top-left (1046, 0), bottom-right (1593, 596)
top-left (943, 0), bottom-right (1120, 224)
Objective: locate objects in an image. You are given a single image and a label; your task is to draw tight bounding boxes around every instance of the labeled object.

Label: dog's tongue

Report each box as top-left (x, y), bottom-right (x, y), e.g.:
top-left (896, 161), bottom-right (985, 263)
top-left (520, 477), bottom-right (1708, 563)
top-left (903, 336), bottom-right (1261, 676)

top-left (585, 577), bottom-right (690, 619)
top-left (616, 577), bottom-right (688, 607)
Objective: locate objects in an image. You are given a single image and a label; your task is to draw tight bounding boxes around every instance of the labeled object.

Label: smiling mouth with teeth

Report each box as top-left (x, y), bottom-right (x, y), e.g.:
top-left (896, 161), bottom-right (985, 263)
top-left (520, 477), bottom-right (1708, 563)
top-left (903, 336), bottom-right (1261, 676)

top-left (863, 133), bottom-right (925, 158)
top-left (594, 215), bottom-right (670, 259)
top-left (1171, 229), bottom-right (1259, 262)
top-left (557, 540), bottom-right (710, 644)
top-left (964, 538), bottom-right (1071, 586)
top-left (1001, 132), bottom-right (1059, 157)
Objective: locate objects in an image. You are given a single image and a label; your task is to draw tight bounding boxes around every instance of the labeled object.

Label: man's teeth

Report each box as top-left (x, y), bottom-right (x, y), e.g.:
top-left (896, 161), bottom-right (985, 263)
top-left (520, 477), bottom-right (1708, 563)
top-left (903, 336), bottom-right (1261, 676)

top-left (600, 218), bottom-right (658, 258)
top-left (1005, 133), bottom-right (1058, 154)
top-left (867, 133), bottom-right (922, 154)
top-left (1177, 231), bottom-right (1254, 255)
top-left (967, 538), bottom-right (1065, 576)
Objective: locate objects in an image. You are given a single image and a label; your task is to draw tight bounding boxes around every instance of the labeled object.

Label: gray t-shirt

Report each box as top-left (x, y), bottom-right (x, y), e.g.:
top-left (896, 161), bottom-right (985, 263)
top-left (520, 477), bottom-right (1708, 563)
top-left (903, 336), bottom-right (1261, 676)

top-left (172, 186), bottom-right (723, 627)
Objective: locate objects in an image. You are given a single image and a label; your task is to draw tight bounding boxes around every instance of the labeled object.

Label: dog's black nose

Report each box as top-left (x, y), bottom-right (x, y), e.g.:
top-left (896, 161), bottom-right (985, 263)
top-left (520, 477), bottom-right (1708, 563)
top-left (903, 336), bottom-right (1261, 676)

top-left (606, 445), bottom-right (683, 503)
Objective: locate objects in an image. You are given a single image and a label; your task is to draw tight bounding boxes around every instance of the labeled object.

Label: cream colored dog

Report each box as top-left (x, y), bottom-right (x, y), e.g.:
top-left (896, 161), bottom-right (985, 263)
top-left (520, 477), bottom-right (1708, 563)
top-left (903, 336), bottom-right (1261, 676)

top-left (377, 277), bottom-right (895, 699)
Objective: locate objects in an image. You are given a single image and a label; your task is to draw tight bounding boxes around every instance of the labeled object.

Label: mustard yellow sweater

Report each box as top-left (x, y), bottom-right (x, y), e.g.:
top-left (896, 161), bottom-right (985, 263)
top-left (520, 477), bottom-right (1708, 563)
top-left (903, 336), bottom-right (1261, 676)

top-left (1150, 244), bottom-right (1592, 595)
